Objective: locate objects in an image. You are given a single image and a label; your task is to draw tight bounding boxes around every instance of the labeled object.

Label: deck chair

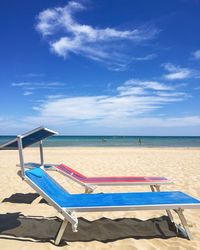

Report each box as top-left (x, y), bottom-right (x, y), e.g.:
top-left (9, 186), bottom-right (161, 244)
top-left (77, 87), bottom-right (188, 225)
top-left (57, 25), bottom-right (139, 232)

top-left (6, 127), bottom-right (172, 193)
top-left (50, 163), bottom-right (172, 193)
top-left (25, 167), bottom-right (200, 245)
top-left (1, 127), bottom-right (200, 245)
top-left (23, 162), bottom-right (172, 193)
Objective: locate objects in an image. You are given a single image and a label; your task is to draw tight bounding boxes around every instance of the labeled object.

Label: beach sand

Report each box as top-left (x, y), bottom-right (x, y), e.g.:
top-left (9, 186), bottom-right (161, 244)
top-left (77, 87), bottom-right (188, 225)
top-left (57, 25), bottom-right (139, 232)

top-left (0, 147), bottom-right (200, 249)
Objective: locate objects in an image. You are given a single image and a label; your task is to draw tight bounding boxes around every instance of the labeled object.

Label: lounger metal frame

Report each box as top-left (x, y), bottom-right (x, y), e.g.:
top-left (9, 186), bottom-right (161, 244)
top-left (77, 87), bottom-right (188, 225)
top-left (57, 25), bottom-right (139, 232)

top-left (15, 127), bottom-right (57, 178)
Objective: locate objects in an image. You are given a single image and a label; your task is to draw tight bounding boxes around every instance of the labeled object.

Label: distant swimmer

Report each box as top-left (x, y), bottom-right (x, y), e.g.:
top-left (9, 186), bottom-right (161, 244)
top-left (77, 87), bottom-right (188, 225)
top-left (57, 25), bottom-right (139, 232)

top-left (138, 138), bottom-right (142, 145)
top-left (102, 138), bottom-right (107, 142)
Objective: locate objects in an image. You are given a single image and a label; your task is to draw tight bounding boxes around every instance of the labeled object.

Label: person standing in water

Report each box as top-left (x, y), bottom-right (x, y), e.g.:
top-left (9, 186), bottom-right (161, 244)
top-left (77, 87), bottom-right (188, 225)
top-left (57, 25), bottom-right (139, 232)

top-left (138, 138), bottom-right (142, 145)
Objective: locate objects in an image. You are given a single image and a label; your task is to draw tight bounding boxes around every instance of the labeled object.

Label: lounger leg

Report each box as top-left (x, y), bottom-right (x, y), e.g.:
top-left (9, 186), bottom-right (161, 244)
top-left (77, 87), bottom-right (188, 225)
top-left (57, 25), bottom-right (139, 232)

top-left (176, 209), bottom-right (192, 240)
top-left (150, 185), bottom-right (155, 192)
top-left (85, 186), bottom-right (95, 193)
top-left (55, 219), bottom-right (68, 245)
top-left (166, 210), bottom-right (174, 223)
top-left (154, 185), bottom-right (174, 223)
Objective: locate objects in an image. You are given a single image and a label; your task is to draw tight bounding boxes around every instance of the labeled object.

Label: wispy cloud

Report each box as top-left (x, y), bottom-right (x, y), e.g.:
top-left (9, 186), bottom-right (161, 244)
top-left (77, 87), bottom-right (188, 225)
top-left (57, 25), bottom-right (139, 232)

top-left (3, 78), bottom-right (199, 134)
top-left (11, 81), bottom-right (65, 96)
top-left (35, 1), bottom-right (159, 70)
top-left (2, 114), bottom-right (200, 135)
top-left (12, 82), bottom-right (64, 88)
top-left (0, 116), bottom-right (32, 134)
top-left (162, 63), bottom-right (192, 80)
top-left (23, 91), bottom-right (33, 96)
top-left (118, 79), bottom-right (174, 96)
top-left (24, 78), bottom-right (189, 128)
top-left (24, 73), bottom-right (45, 78)
top-left (46, 94), bottom-right (65, 99)
top-left (132, 54), bottom-right (157, 61)
top-left (192, 49), bottom-right (200, 60)
top-left (85, 116), bottom-right (200, 131)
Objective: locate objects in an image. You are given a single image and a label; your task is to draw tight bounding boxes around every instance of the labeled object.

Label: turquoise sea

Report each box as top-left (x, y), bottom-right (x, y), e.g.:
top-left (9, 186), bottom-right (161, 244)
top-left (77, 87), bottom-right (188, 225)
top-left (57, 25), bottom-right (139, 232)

top-left (0, 135), bottom-right (200, 147)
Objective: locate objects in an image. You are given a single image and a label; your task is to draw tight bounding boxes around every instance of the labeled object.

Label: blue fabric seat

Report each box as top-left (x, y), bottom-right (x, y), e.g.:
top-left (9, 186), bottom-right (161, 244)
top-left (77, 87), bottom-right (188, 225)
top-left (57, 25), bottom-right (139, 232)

top-left (25, 168), bottom-right (200, 209)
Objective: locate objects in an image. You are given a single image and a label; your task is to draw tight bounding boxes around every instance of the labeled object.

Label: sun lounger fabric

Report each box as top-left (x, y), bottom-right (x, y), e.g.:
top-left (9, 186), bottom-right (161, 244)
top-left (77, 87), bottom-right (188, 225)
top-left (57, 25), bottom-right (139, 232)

top-left (25, 168), bottom-right (200, 209)
top-left (25, 168), bottom-right (70, 198)
top-left (57, 164), bottom-right (170, 183)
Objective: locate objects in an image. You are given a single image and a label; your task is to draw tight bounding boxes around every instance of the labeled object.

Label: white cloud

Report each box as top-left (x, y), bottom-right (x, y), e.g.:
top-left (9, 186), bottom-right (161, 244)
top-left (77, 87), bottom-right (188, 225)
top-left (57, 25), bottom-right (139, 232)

top-left (46, 94), bottom-right (65, 99)
top-left (23, 91), bottom-right (33, 96)
top-left (162, 63), bottom-right (192, 80)
top-left (121, 79), bottom-right (173, 91)
top-left (1, 115), bottom-right (200, 135)
top-left (0, 117), bottom-right (33, 135)
top-left (11, 82), bottom-right (65, 95)
top-left (35, 1), bottom-right (158, 70)
top-left (87, 116), bottom-right (200, 129)
top-left (1, 78), bottom-right (199, 135)
top-left (117, 79), bottom-right (175, 97)
top-left (12, 82), bottom-right (64, 87)
top-left (24, 73), bottom-right (44, 78)
top-left (132, 54), bottom-right (157, 61)
top-left (192, 50), bottom-right (200, 60)
top-left (24, 78), bottom-right (188, 128)
top-left (155, 91), bottom-right (188, 97)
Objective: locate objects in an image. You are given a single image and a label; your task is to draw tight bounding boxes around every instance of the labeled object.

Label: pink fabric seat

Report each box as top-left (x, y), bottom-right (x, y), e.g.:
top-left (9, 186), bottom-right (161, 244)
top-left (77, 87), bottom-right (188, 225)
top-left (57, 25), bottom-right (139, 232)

top-left (56, 164), bottom-right (171, 185)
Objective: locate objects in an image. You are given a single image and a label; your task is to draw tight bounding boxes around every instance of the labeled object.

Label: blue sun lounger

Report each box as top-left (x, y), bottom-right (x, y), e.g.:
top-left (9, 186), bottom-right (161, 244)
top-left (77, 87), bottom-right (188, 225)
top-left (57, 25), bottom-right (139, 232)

top-left (1, 127), bottom-right (200, 245)
top-left (25, 167), bottom-right (200, 245)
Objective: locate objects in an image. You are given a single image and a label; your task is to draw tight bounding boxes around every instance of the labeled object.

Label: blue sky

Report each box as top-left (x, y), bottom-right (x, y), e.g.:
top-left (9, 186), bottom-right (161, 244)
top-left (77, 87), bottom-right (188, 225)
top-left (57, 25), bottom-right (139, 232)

top-left (0, 0), bottom-right (200, 135)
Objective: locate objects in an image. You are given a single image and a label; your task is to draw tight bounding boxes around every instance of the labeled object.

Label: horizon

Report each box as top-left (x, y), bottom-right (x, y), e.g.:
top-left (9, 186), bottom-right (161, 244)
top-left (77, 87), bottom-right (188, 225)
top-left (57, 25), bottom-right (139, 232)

top-left (1, 0), bottom-right (200, 136)
top-left (1, 134), bottom-right (200, 137)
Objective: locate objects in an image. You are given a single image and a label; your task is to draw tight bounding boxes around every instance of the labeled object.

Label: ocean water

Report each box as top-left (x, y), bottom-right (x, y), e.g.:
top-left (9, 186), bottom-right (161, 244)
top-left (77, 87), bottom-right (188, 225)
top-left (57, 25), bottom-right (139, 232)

top-left (0, 135), bottom-right (200, 147)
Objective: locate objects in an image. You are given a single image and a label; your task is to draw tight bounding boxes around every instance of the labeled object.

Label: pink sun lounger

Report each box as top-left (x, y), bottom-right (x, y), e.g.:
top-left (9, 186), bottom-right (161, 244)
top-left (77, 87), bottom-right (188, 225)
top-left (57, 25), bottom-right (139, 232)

top-left (53, 163), bottom-right (173, 193)
top-left (21, 162), bottom-right (173, 193)
top-left (2, 126), bottom-right (172, 193)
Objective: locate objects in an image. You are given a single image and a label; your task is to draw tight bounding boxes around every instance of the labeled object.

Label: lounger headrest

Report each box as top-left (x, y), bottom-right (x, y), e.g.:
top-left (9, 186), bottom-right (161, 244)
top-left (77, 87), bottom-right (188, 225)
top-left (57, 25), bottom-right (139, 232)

top-left (26, 168), bottom-right (43, 178)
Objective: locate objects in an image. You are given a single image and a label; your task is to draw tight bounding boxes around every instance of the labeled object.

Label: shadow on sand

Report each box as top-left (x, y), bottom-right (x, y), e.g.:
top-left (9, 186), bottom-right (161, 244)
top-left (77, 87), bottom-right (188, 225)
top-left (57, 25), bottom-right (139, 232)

top-left (0, 212), bottom-right (183, 245)
top-left (2, 193), bottom-right (48, 204)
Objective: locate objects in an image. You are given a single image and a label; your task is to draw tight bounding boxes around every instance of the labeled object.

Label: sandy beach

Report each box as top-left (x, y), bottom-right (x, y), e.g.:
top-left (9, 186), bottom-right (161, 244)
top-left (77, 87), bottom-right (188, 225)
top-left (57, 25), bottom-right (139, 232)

top-left (0, 147), bottom-right (200, 250)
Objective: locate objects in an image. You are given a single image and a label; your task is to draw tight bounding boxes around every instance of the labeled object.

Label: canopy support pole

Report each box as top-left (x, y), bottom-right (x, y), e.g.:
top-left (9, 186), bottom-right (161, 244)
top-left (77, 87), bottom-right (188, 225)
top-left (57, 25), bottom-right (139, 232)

top-left (17, 135), bottom-right (25, 178)
top-left (39, 140), bottom-right (44, 166)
